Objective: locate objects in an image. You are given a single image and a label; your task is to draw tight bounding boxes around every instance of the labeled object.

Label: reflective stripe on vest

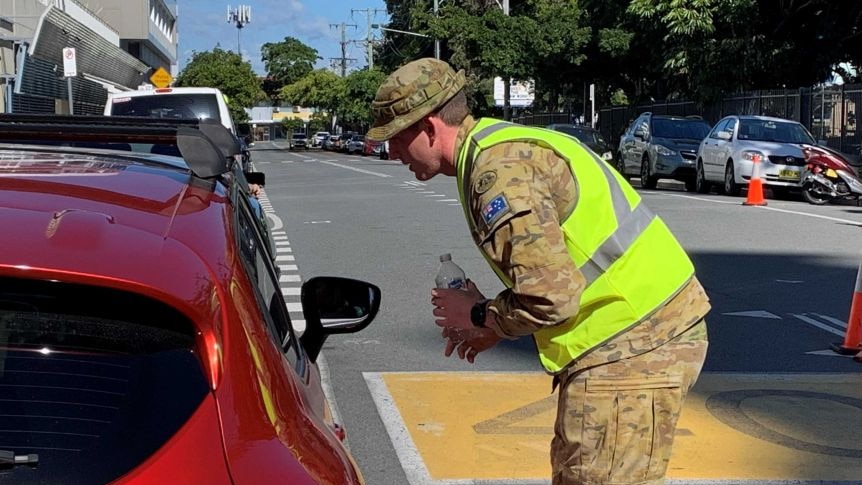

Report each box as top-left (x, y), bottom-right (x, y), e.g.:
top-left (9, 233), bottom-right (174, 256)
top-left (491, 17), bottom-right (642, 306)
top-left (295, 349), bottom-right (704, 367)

top-left (456, 118), bottom-right (694, 373)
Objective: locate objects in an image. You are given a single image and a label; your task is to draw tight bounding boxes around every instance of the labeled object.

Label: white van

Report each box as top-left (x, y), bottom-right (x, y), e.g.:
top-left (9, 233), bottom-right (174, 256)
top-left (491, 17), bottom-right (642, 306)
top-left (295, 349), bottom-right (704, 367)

top-left (104, 87), bottom-right (236, 134)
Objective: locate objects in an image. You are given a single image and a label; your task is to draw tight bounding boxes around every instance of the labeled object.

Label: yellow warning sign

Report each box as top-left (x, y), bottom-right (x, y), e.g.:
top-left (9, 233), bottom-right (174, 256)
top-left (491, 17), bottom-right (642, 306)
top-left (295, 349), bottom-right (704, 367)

top-left (149, 67), bottom-right (172, 88)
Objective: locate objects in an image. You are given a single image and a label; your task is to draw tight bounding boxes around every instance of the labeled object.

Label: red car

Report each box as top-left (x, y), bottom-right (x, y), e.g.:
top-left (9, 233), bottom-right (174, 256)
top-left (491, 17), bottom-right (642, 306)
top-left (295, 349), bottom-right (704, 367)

top-left (0, 115), bottom-right (379, 484)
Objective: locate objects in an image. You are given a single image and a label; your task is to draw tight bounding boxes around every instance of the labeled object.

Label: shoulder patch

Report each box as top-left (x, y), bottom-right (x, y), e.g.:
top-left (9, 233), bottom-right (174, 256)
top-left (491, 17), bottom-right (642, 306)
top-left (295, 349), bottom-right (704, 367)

top-left (481, 193), bottom-right (511, 225)
top-left (474, 170), bottom-right (497, 194)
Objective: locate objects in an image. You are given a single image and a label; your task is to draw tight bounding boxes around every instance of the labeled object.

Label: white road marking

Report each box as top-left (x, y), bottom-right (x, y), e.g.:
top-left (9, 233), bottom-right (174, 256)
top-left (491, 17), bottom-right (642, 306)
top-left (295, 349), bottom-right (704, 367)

top-left (276, 255), bottom-right (295, 262)
top-left (438, 199), bottom-right (459, 202)
top-left (280, 274), bottom-right (301, 283)
top-left (791, 313), bottom-right (846, 337)
top-left (281, 287), bottom-right (301, 296)
top-left (276, 247), bottom-right (292, 253)
top-left (804, 349), bottom-right (855, 357)
top-left (812, 313), bottom-right (847, 329)
top-left (318, 160), bottom-right (391, 178)
top-left (722, 310), bottom-right (781, 319)
top-left (653, 193), bottom-right (862, 226)
top-left (286, 302), bottom-right (303, 313)
top-left (280, 264), bottom-right (298, 271)
top-left (425, 194), bottom-right (446, 197)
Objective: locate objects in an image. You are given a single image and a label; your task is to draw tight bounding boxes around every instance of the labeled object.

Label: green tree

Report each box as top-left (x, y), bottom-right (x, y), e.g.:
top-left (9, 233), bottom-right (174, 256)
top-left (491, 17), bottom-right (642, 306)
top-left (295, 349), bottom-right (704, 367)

top-left (175, 47), bottom-right (264, 123)
top-left (280, 69), bottom-right (345, 112)
top-left (340, 69), bottom-right (387, 130)
top-left (261, 37), bottom-right (321, 100)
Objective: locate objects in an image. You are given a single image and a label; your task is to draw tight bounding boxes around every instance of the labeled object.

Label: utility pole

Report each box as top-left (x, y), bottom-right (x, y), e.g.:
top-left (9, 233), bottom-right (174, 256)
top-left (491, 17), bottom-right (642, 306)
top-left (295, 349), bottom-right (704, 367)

top-left (351, 8), bottom-right (385, 69)
top-left (433, 0), bottom-right (440, 59)
top-left (227, 5), bottom-right (251, 54)
top-left (329, 22), bottom-right (357, 77)
top-left (502, 0), bottom-right (511, 121)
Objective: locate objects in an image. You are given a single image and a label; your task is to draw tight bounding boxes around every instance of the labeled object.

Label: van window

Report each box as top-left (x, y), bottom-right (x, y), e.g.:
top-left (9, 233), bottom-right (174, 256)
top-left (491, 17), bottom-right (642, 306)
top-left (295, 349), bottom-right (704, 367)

top-left (110, 94), bottom-right (220, 122)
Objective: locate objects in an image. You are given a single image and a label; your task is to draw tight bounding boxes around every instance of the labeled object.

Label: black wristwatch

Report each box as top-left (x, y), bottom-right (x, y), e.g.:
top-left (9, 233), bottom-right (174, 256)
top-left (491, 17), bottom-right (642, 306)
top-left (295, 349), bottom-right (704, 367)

top-left (470, 299), bottom-right (492, 328)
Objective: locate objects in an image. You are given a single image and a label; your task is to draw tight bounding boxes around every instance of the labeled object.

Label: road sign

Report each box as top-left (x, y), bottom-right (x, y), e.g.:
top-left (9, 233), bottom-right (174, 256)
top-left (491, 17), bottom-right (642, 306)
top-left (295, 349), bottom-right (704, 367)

top-left (62, 47), bottom-right (77, 77)
top-left (149, 67), bottom-right (172, 88)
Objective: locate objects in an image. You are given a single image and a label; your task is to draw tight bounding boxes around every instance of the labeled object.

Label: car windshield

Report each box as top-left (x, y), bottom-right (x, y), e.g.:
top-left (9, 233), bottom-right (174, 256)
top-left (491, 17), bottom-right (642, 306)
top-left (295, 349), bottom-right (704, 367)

top-left (293, 134), bottom-right (306, 139)
top-left (737, 119), bottom-right (816, 144)
top-left (109, 93), bottom-right (220, 121)
top-left (554, 126), bottom-right (602, 145)
top-left (652, 118), bottom-right (711, 141)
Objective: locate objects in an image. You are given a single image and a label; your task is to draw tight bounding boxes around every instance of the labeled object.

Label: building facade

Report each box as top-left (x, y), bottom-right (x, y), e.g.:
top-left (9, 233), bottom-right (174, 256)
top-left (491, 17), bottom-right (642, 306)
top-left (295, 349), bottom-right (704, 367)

top-left (0, 0), bottom-right (177, 114)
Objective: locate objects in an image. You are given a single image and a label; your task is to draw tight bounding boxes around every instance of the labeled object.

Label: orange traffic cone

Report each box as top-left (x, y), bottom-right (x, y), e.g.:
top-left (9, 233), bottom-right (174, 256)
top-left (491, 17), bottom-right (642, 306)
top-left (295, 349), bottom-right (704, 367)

top-left (832, 257), bottom-right (862, 356)
top-left (743, 158), bottom-right (767, 206)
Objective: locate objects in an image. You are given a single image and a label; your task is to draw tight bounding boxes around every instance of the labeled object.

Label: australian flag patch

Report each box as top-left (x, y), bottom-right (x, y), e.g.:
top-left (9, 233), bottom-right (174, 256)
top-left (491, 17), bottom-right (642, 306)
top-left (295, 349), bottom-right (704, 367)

top-left (482, 194), bottom-right (511, 225)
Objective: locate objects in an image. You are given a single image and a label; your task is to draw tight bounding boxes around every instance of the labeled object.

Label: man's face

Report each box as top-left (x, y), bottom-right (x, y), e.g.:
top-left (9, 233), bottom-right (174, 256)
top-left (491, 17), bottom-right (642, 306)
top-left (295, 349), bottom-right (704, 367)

top-left (388, 121), bottom-right (442, 181)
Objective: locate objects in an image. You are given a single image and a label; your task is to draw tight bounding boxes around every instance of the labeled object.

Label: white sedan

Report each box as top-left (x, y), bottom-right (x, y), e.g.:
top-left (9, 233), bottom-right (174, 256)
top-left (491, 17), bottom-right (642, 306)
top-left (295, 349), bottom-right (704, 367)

top-left (695, 115), bottom-right (818, 195)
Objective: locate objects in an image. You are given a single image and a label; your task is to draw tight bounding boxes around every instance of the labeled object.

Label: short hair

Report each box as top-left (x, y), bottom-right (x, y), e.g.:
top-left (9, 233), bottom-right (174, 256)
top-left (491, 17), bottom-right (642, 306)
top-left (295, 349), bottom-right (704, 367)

top-left (433, 90), bottom-right (469, 127)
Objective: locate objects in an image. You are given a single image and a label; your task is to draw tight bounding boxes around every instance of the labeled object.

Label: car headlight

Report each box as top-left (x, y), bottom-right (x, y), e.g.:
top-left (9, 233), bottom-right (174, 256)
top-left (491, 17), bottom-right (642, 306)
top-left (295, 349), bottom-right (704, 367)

top-left (602, 151), bottom-right (613, 160)
top-left (655, 145), bottom-right (676, 156)
top-left (742, 151), bottom-right (766, 163)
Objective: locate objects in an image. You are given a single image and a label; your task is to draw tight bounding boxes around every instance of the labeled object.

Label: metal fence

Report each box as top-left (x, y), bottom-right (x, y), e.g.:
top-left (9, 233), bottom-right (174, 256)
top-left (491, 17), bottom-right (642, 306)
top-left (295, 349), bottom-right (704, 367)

top-left (594, 85), bottom-right (862, 159)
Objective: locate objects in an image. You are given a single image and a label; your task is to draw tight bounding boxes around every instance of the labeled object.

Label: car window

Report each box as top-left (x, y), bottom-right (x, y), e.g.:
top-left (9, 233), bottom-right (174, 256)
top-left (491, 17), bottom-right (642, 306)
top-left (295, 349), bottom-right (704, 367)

top-left (555, 126), bottom-right (601, 145)
top-left (637, 118), bottom-right (650, 137)
top-left (235, 194), bottom-right (304, 374)
top-left (109, 94), bottom-right (220, 121)
top-left (710, 119), bottom-right (730, 139)
top-left (651, 118), bottom-right (711, 140)
top-left (737, 119), bottom-right (816, 144)
top-left (724, 118), bottom-right (737, 138)
top-left (0, 276), bottom-right (209, 485)
top-left (293, 134), bottom-right (307, 139)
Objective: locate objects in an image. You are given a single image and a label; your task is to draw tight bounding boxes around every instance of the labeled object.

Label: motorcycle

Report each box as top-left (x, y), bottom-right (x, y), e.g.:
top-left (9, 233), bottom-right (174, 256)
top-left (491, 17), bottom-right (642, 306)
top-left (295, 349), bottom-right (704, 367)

top-left (800, 145), bottom-right (862, 205)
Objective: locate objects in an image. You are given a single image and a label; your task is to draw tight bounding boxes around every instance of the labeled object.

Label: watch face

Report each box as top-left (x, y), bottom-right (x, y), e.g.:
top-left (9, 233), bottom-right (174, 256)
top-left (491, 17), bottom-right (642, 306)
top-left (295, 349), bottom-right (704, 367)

top-left (471, 300), bottom-right (488, 327)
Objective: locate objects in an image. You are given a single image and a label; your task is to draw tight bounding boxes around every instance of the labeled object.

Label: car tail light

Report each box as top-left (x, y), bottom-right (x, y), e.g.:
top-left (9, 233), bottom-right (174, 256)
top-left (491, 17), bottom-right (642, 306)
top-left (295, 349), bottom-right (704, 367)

top-left (155, 88), bottom-right (173, 93)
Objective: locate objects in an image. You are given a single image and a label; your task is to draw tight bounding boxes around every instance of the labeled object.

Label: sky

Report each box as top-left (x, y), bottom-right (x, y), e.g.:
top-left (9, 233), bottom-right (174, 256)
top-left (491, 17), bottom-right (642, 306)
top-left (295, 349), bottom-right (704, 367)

top-left (176, 0), bottom-right (390, 75)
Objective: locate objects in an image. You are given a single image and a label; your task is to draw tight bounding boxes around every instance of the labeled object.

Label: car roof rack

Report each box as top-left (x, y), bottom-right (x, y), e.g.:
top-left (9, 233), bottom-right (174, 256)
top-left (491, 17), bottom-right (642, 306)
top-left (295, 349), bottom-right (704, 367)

top-left (0, 114), bottom-right (239, 179)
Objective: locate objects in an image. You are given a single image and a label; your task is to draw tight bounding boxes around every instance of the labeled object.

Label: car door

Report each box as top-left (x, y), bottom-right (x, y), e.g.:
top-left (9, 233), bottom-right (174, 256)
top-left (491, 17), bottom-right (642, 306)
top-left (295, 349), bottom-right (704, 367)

top-left (619, 116), bottom-right (642, 172)
top-left (632, 116), bottom-right (651, 166)
top-left (701, 118), bottom-right (729, 179)
top-left (714, 117), bottom-right (737, 176)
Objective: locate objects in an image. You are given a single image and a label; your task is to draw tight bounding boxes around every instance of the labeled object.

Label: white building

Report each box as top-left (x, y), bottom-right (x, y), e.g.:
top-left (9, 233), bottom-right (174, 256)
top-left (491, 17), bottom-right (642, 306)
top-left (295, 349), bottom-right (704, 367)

top-left (0, 0), bottom-right (177, 114)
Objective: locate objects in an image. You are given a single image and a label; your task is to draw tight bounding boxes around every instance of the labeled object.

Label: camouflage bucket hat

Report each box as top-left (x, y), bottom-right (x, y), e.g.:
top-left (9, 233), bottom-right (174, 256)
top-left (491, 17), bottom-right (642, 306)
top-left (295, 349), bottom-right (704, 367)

top-left (367, 58), bottom-right (466, 141)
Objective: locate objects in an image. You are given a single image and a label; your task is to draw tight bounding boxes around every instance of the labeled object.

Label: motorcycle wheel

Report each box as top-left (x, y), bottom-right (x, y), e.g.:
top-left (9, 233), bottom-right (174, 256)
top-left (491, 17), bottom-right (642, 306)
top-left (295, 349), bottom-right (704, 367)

top-left (801, 182), bottom-right (830, 205)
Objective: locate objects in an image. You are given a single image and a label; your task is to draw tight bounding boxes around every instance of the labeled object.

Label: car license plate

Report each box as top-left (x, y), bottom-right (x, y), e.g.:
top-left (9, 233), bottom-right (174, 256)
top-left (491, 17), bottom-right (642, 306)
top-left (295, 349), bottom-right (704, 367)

top-left (778, 168), bottom-right (800, 180)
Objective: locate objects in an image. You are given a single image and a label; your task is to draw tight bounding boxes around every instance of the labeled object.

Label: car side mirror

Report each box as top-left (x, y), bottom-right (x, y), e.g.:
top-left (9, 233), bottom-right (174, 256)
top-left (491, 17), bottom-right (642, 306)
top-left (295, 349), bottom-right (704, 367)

top-left (717, 131), bottom-right (732, 141)
top-left (299, 276), bottom-right (381, 362)
top-left (817, 139), bottom-right (828, 146)
top-left (244, 171), bottom-right (265, 186)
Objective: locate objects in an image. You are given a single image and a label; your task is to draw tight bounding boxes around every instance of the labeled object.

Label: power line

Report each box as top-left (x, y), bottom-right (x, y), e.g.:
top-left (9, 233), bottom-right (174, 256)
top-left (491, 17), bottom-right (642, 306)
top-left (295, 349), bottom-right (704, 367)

top-left (351, 8), bottom-right (386, 69)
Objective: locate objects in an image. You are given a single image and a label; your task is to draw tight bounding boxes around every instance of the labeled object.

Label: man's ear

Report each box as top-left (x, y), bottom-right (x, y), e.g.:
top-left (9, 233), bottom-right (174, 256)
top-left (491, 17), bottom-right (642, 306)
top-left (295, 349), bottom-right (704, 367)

top-left (425, 116), bottom-right (442, 145)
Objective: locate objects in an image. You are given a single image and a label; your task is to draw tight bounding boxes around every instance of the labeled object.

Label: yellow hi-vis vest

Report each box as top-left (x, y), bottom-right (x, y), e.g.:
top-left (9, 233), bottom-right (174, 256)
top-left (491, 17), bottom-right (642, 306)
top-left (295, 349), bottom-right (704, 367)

top-left (456, 118), bottom-right (694, 374)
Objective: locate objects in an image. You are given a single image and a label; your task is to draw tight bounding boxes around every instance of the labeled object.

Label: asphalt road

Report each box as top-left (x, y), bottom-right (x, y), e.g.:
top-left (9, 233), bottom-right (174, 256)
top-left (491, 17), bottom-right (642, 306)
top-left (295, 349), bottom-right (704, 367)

top-left (250, 141), bottom-right (862, 485)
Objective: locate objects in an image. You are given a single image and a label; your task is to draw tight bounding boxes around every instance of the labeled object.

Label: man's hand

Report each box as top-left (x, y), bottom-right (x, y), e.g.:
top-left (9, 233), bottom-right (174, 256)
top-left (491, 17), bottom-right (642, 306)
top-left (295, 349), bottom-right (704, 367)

top-left (442, 327), bottom-right (501, 363)
top-left (431, 279), bottom-right (484, 331)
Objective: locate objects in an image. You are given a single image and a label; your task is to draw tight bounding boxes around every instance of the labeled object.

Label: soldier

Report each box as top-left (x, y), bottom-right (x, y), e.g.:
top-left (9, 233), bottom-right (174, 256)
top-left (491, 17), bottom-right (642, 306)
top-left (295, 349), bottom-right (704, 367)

top-left (367, 58), bottom-right (710, 485)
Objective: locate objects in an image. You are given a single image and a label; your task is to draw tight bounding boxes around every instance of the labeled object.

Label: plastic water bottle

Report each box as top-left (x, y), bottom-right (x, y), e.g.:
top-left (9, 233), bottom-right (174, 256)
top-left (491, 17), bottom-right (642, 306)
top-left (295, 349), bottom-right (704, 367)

top-left (435, 253), bottom-right (466, 290)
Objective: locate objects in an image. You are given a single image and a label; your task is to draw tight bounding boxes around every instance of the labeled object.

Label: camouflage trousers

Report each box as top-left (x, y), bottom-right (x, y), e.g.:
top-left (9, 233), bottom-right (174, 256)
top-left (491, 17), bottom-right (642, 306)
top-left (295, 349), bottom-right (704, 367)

top-left (551, 319), bottom-right (708, 485)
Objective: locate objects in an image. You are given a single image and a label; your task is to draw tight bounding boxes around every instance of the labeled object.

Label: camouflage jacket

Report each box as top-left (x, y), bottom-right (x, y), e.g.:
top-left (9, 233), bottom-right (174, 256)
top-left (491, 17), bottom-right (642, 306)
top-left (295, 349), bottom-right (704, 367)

top-left (453, 116), bottom-right (711, 360)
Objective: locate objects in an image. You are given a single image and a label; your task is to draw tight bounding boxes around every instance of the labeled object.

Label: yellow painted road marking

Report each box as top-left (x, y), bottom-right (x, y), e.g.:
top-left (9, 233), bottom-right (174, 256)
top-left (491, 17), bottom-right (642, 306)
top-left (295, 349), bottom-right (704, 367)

top-left (366, 372), bottom-right (862, 483)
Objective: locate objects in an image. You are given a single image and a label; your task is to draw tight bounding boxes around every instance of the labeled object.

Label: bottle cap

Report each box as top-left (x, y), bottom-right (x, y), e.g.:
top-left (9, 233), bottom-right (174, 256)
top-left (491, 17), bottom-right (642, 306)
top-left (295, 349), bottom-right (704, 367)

top-left (439, 253), bottom-right (452, 262)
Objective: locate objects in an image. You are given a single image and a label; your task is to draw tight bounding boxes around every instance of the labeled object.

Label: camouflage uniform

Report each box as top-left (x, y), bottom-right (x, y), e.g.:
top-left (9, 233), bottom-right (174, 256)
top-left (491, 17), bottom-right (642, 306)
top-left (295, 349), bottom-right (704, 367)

top-left (370, 58), bottom-right (710, 485)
